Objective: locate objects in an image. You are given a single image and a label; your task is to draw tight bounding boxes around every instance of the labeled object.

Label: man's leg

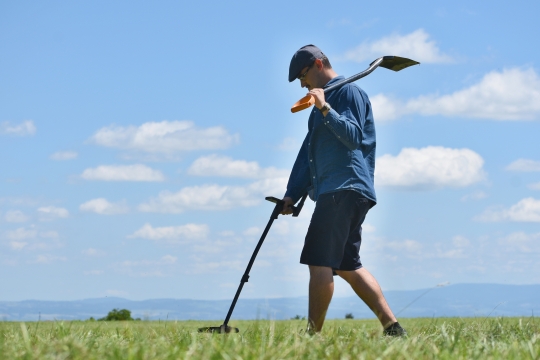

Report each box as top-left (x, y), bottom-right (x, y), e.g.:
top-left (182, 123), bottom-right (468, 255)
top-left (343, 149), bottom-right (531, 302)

top-left (308, 265), bottom-right (334, 333)
top-left (335, 267), bottom-right (397, 328)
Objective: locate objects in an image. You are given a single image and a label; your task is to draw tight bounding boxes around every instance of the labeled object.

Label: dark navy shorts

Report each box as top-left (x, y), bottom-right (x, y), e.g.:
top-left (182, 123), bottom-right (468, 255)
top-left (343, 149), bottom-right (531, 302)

top-left (300, 190), bottom-right (374, 272)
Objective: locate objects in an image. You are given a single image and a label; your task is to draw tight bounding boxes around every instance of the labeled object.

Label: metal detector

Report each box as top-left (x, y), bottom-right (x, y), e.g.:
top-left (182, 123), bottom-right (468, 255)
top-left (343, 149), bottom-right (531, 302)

top-left (291, 55), bottom-right (420, 113)
top-left (198, 193), bottom-right (308, 334)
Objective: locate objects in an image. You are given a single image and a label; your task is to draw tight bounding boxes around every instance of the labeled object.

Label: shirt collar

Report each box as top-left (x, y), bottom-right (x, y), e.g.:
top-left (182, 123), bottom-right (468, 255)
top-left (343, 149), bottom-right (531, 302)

top-left (323, 75), bottom-right (345, 89)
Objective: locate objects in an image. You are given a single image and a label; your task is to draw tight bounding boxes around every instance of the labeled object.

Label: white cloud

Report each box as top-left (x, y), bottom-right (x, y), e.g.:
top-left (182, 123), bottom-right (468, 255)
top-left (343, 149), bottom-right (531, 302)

top-left (9, 241), bottom-right (28, 250)
top-left (374, 236), bottom-right (471, 260)
top-left (90, 120), bottom-right (239, 155)
top-left (39, 231), bottom-right (59, 239)
top-left (82, 248), bottom-right (105, 256)
top-left (32, 254), bottom-right (67, 264)
top-left (50, 151), bottom-right (78, 161)
top-left (476, 197), bottom-right (540, 222)
top-left (386, 239), bottom-right (423, 252)
top-left (38, 206), bottom-right (69, 221)
top-left (343, 29), bottom-right (452, 64)
top-left (81, 164), bottom-right (165, 182)
top-left (362, 223), bottom-right (376, 233)
top-left (461, 191), bottom-right (488, 202)
top-left (375, 146), bottom-right (485, 189)
top-left (128, 223), bottom-right (209, 243)
top-left (277, 137), bottom-right (300, 151)
top-left (4, 227), bottom-right (59, 250)
top-left (272, 221), bottom-right (290, 236)
top-left (138, 177), bottom-right (287, 213)
top-left (453, 235), bottom-right (470, 247)
top-left (506, 159), bottom-right (540, 172)
top-left (499, 232), bottom-right (540, 253)
top-left (370, 94), bottom-right (405, 122)
top-left (409, 68), bottom-right (540, 120)
top-left (4, 210), bottom-right (29, 223)
top-left (529, 182), bottom-right (540, 190)
top-left (0, 197), bottom-right (40, 207)
top-left (219, 230), bottom-right (235, 237)
top-left (0, 120), bottom-right (36, 136)
top-left (159, 255), bottom-right (177, 264)
top-left (188, 154), bottom-right (289, 179)
top-left (84, 270), bottom-right (104, 275)
top-left (243, 227), bottom-right (261, 236)
top-left (191, 260), bottom-right (243, 274)
top-left (105, 289), bottom-right (129, 297)
top-left (382, 239), bottom-right (424, 259)
top-left (6, 227), bottom-right (37, 240)
top-left (118, 255), bottom-right (178, 277)
top-left (372, 68), bottom-right (540, 121)
top-left (79, 198), bottom-right (129, 215)
top-left (436, 248), bottom-right (467, 259)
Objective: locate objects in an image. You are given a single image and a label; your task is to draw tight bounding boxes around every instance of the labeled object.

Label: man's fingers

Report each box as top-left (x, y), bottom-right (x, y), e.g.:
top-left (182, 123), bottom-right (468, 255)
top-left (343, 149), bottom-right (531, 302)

top-left (281, 204), bottom-right (293, 215)
top-left (280, 197), bottom-right (294, 215)
top-left (308, 88), bottom-right (325, 109)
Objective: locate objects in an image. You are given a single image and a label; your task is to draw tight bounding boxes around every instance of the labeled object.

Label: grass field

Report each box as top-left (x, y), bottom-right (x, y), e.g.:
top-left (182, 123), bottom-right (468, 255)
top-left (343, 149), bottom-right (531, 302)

top-left (1, 317), bottom-right (538, 359)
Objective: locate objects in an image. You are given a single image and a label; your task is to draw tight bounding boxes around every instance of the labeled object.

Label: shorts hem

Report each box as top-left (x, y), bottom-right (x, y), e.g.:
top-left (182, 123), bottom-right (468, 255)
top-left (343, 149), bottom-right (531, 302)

top-left (299, 261), bottom-right (363, 272)
top-left (333, 264), bottom-right (363, 271)
top-left (299, 260), bottom-right (339, 268)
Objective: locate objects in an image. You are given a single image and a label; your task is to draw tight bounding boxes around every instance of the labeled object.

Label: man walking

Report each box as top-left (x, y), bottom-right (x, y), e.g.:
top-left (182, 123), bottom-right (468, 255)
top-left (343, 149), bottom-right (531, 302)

top-left (281, 45), bottom-right (406, 336)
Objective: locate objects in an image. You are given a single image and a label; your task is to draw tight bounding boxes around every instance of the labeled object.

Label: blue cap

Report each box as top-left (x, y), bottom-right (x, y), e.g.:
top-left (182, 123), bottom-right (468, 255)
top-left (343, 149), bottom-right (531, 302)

top-left (288, 44), bottom-right (324, 82)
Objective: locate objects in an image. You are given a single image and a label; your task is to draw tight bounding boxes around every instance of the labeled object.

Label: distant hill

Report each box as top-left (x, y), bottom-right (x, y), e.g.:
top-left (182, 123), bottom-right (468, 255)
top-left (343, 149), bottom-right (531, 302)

top-left (1, 284), bottom-right (538, 321)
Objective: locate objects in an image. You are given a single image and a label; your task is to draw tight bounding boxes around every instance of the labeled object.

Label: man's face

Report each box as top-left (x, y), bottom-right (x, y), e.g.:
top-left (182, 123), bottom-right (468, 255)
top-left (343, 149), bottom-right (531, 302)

top-left (298, 62), bottom-right (317, 90)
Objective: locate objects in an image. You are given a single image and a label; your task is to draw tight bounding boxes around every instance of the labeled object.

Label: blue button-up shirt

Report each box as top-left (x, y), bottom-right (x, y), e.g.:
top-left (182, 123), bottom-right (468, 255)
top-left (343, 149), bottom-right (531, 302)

top-left (285, 76), bottom-right (377, 205)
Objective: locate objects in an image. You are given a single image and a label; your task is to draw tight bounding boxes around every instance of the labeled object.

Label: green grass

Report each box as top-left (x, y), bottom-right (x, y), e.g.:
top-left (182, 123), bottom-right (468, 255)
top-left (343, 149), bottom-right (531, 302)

top-left (1, 317), bottom-right (538, 359)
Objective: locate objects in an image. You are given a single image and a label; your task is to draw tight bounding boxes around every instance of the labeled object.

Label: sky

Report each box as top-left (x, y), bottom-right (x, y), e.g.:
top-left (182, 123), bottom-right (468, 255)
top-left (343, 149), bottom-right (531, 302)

top-left (1, 1), bottom-right (540, 302)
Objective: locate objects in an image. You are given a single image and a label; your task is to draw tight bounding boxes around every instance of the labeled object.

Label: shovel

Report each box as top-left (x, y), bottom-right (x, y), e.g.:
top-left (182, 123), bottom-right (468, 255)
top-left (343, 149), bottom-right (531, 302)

top-left (291, 56), bottom-right (419, 113)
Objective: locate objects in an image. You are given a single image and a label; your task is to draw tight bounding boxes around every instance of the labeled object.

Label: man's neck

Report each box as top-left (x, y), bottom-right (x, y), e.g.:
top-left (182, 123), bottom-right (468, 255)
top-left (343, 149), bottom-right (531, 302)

top-left (320, 69), bottom-right (339, 87)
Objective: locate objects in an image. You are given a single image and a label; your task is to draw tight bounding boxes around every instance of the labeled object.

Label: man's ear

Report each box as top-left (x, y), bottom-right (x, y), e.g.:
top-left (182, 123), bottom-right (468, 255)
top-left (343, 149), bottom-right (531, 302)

top-left (314, 58), bottom-right (324, 70)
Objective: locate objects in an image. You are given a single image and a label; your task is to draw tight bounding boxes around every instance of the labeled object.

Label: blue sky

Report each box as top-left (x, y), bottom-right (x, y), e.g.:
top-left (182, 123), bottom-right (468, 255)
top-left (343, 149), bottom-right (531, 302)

top-left (1, 1), bottom-right (540, 301)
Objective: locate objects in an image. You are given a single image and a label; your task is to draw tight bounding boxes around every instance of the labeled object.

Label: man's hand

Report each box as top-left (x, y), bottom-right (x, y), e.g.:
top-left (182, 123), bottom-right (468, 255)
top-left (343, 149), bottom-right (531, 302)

top-left (280, 197), bottom-right (295, 215)
top-left (308, 88), bottom-right (325, 109)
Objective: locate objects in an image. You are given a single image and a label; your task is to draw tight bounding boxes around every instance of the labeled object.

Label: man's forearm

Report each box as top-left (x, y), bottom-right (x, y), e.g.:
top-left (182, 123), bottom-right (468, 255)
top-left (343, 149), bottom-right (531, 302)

top-left (319, 109), bottom-right (363, 150)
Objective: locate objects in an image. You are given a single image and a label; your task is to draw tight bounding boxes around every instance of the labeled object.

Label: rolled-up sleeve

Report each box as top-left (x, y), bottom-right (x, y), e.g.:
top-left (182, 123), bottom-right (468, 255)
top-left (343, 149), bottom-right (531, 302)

top-left (317, 85), bottom-right (365, 151)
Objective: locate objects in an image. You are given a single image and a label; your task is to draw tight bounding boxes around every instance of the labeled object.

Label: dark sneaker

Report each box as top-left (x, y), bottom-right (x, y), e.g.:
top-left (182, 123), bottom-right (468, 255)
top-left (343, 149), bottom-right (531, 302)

top-left (383, 322), bottom-right (408, 337)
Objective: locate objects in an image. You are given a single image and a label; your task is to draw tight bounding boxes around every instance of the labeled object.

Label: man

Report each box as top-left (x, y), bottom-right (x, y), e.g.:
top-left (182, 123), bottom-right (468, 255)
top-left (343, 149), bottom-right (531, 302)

top-left (281, 44), bottom-right (406, 336)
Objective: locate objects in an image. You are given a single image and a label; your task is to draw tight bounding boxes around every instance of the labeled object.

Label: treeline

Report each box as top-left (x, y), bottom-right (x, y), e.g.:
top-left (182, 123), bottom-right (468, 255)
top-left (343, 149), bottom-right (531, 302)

top-left (88, 308), bottom-right (141, 321)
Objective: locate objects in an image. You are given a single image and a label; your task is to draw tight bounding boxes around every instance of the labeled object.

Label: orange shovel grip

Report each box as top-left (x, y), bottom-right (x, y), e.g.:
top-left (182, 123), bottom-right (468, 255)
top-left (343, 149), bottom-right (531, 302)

top-left (291, 95), bottom-right (315, 113)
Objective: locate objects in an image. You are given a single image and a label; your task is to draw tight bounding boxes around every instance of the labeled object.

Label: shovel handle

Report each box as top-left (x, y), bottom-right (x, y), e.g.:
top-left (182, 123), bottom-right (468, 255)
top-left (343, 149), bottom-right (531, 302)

top-left (291, 95), bottom-right (315, 113)
top-left (289, 56), bottom-right (420, 113)
top-left (265, 193), bottom-right (308, 217)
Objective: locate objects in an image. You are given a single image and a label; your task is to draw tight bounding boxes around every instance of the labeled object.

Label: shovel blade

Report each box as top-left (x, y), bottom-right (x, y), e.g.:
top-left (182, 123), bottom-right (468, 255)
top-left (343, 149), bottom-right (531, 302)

top-left (198, 325), bottom-right (240, 334)
top-left (291, 94), bottom-right (316, 113)
top-left (375, 56), bottom-right (420, 71)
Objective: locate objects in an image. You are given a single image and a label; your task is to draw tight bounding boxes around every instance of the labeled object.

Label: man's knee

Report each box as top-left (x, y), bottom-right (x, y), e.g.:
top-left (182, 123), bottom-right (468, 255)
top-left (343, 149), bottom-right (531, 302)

top-left (309, 265), bottom-right (333, 279)
top-left (335, 268), bottom-right (362, 282)
top-left (334, 269), bottom-right (349, 279)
